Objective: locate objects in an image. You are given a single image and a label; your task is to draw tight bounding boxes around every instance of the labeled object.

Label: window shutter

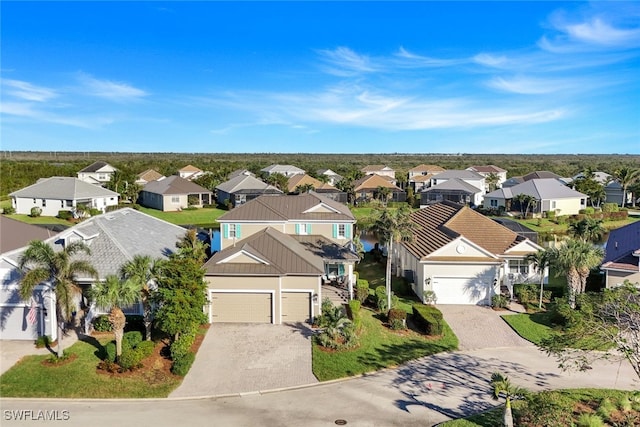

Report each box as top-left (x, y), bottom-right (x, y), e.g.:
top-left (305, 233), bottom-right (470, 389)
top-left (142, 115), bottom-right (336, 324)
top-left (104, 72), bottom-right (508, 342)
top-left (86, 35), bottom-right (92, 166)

top-left (223, 224), bottom-right (229, 239)
top-left (332, 224), bottom-right (337, 238)
top-left (295, 223), bottom-right (300, 234)
top-left (236, 224), bottom-right (242, 239)
top-left (338, 264), bottom-right (345, 275)
top-left (345, 224), bottom-right (351, 238)
top-left (307, 223), bottom-right (312, 233)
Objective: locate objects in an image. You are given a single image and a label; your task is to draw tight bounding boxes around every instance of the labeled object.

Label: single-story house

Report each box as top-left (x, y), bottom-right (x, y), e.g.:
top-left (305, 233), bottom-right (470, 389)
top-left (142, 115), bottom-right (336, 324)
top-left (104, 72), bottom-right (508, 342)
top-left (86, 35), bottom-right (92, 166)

top-left (135, 169), bottom-right (165, 186)
top-left (9, 177), bottom-right (119, 216)
top-left (0, 208), bottom-right (187, 340)
top-left (140, 176), bottom-right (212, 211)
top-left (420, 178), bottom-right (484, 207)
top-left (483, 178), bottom-right (587, 216)
top-left (77, 161), bottom-right (117, 186)
top-left (260, 164), bottom-right (305, 177)
top-left (178, 165), bottom-right (204, 181)
top-left (287, 174), bottom-right (346, 203)
top-left (396, 201), bottom-right (543, 305)
top-left (353, 174), bottom-right (406, 203)
top-left (216, 175), bottom-right (282, 208)
top-left (601, 221), bottom-right (640, 288)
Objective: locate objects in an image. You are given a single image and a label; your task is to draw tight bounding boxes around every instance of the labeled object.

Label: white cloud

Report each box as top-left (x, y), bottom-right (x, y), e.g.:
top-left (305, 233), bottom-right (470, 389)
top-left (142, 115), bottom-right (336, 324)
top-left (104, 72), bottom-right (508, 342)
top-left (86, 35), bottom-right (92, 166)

top-left (2, 79), bottom-right (57, 102)
top-left (317, 46), bottom-right (379, 76)
top-left (0, 101), bottom-right (114, 129)
top-left (565, 18), bottom-right (640, 47)
top-left (473, 53), bottom-right (509, 68)
top-left (394, 47), bottom-right (466, 68)
top-left (76, 72), bottom-right (148, 101)
top-left (486, 76), bottom-right (580, 95)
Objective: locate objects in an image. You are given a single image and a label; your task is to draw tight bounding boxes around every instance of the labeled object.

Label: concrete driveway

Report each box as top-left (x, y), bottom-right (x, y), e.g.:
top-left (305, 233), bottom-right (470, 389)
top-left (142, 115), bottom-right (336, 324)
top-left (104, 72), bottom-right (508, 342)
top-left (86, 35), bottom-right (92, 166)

top-left (171, 323), bottom-right (318, 397)
top-left (437, 305), bottom-right (532, 350)
top-left (0, 340), bottom-right (54, 375)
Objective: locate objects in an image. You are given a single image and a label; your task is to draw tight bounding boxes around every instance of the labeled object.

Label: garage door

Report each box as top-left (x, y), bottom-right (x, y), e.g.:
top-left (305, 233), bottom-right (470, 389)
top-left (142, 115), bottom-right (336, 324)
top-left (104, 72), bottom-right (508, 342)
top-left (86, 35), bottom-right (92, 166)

top-left (431, 277), bottom-right (492, 305)
top-left (0, 305), bottom-right (41, 340)
top-left (211, 293), bottom-right (272, 323)
top-left (281, 292), bottom-right (311, 323)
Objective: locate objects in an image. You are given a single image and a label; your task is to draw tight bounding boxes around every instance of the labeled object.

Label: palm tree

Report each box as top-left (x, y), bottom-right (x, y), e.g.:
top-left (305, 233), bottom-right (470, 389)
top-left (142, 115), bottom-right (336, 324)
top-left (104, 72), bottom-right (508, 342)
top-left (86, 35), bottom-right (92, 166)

top-left (18, 240), bottom-right (98, 358)
top-left (376, 186), bottom-right (391, 206)
top-left (525, 249), bottom-right (552, 309)
top-left (370, 206), bottom-right (416, 310)
top-left (266, 172), bottom-right (288, 192)
top-left (485, 173), bottom-right (500, 192)
top-left (569, 217), bottom-right (605, 243)
top-left (295, 183), bottom-right (315, 194)
top-left (120, 255), bottom-right (157, 341)
top-left (491, 372), bottom-right (528, 427)
top-left (550, 239), bottom-right (604, 308)
top-left (175, 228), bottom-right (209, 264)
top-left (90, 275), bottom-right (142, 361)
top-left (613, 167), bottom-right (640, 207)
top-left (513, 193), bottom-right (533, 218)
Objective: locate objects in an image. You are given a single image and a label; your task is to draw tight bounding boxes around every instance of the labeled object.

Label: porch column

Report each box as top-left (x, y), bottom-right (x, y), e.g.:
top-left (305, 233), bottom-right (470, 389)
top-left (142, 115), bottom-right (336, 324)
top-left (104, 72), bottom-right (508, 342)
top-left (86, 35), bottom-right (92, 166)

top-left (348, 264), bottom-right (354, 300)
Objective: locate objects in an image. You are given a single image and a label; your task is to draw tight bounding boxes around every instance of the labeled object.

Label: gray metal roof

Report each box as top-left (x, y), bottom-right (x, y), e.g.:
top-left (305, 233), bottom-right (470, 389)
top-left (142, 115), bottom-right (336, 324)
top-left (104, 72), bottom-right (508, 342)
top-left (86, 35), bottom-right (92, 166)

top-left (216, 175), bottom-right (282, 194)
top-left (292, 235), bottom-right (360, 262)
top-left (485, 178), bottom-right (587, 200)
top-left (142, 175), bottom-right (211, 195)
top-left (78, 161), bottom-right (114, 173)
top-left (9, 177), bottom-right (119, 199)
top-left (423, 178), bottom-right (482, 194)
top-left (260, 164), bottom-right (305, 174)
top-left (432, 170), bottom-right (484, 180)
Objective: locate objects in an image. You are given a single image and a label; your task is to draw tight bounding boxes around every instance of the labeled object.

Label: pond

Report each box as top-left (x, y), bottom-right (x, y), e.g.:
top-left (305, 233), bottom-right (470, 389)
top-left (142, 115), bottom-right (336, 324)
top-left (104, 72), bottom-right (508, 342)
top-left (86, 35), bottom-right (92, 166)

top-left (359, 232), bottom-right (379, 253)
top-left (181, 226), bottom-right (221, 253)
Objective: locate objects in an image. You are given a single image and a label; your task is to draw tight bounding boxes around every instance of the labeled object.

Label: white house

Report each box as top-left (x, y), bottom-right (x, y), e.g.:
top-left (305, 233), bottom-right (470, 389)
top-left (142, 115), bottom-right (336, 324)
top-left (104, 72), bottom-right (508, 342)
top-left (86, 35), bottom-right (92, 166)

top-left (260, 164), bottom-right (305, 177)
top-left (77, 161), bottom-right (117, 186)
top-left (466, 165), bottom-right (507, 192)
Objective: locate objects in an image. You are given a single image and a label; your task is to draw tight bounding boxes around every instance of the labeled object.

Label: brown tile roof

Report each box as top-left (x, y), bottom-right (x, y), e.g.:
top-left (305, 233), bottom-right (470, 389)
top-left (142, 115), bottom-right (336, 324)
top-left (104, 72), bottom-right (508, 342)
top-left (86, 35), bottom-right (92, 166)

top-left (0, 216), bottom-right (53, 253)
top-left (409, 164), bottom-right (445, 173)
top-left (402, 201), bottom-right (523, 260)
top-left (137, 169), bottom-right (164, 183)
top-left (287, 174), bottom-right (323, 192)
top-left (203, 227), bottom-right (324, 276)
top-left (602, 254), bottom-right (639, 272)
top-left (218, 193), bottom-right (354, 222)
top-left (361, 165), bottom-right (393, 172)
top-left (179, 164), bottom-right (202, 172)
top-left (410, 174), bottom-right (435, 183)
top-left (353, 174), bottom-right (403, 192)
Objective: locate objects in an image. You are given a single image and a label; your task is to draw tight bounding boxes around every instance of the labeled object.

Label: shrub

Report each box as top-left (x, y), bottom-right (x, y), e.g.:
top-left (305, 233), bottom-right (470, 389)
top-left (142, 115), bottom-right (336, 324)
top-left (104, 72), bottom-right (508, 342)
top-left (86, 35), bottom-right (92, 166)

top-left (89, 208), bottom-right (102, 216)
top-left (491, 294), bottom-right (509, 309)
top-left (170, 329), bottom-right (197, 360)
top-left (412, 304), bottom-right (443, 336)
top-left (104, 341), bottom-right (117, 362)
top-left (57, 210), bottom-right (73, 220)
top-left (375, 286), bottom-right (388, 312)
top-left (555, 215), bottom-right (568, 225)
top-left (577, 413), bottom-right (604, 427)
top-left (597, 398), bottom-right (615, 420)
top-left (93, 315), bottom-right (112, 332)
top-left (171, 352), bottom-right (196, 376)
top-left (387, 308), bottom-right (407, 330)
top-left (581, 207), bottom-right (595, 215)
top-left (30, 207), bottom-right (42, 217)
top-left (2, 206), bottom-right (15, 215)
top-left (514, 283), bottom-right (539, 305)
top-left (355, 279), bottom-right (370, 304)
top-left (423, 290), bottom-right (437, 305)
top-left (602, 202), bottom-right (619, 213)
top-left (123, 331), bottom-right (143, 349)
top-left (348, 300), bottom-right (362, 332)
top-left (35, 335), bottom-right (51, 348)
top-left (545, 210), bottom-right (556, 219)
top-left (517, 390), bottom-right (575, 427)
top-left (136, 340), bottom-right (156, 359)
top-left (118, 347), bottom-right (144, 370)
top-left (618, 395), bottom-right (633, 412)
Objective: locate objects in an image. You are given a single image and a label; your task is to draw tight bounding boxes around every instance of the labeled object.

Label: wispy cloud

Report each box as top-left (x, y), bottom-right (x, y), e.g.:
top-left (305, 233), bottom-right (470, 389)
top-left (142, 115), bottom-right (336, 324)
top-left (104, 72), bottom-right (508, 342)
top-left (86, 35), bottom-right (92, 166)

top-left (486, 75), bottom-right (586, 95)
top-left (0, 101), bottom-right (114, 128)
top-left (316, 46), bottom-right (379, 76)
top-left (394, 47), bottom-right (467, 68)
top-left (76, 72), bottom-right (148, 101)
top-left (2, 79), bottom-right (57, 102)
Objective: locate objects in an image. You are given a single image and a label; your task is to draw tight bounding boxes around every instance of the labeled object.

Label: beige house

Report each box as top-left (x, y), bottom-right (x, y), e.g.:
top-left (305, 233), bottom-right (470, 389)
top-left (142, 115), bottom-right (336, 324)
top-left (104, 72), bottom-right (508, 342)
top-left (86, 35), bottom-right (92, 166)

top-left (361, 165), bottom-right (396, 180)
top-left (178, 165), bottom-right (204, 180)
top-left (77, 161), bottom-right (117, 186)
top-left (353, 174), bottom-right (406, 203)
top-left (135, 169), bottom-right (165, 186)
top-left (408, 164), bottom-right (445, 179)
top-left (208, 193), bottom-right (359, 324)
top-left (139, 176), bottom-right (212, 211)
top-left (396, 201), bottom-right (543, 305)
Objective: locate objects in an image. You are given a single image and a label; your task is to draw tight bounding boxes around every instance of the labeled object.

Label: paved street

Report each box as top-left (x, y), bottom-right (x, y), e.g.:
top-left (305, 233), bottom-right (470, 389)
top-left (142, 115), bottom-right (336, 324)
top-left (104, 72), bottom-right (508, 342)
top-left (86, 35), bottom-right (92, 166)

top-left (2, 346), bottom-right (637, 427)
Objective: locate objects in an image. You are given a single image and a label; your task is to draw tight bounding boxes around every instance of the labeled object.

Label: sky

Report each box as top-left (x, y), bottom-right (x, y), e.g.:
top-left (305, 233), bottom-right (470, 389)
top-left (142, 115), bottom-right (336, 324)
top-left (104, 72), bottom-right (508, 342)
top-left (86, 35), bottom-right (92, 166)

top-left (1, 1), bottom-right (639, 154)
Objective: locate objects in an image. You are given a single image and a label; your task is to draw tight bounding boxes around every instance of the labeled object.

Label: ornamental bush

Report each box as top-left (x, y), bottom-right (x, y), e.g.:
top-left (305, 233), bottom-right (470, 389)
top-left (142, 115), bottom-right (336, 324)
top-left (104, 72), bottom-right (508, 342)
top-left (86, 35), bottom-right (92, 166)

top-left (93, 315), bottom-right (112, 332)
top-left (412, 304), bottom-right (443, 336)
top-left (171, 352), bottom-right (196, 376)
top-left (387, 308), bottom-right (407, 330)
top-left (123, 331), bottom-right (143, 349)
top-left (57, 210), bottom-right (73, 220)
top-left (355, 279), bottom-right (369, 303)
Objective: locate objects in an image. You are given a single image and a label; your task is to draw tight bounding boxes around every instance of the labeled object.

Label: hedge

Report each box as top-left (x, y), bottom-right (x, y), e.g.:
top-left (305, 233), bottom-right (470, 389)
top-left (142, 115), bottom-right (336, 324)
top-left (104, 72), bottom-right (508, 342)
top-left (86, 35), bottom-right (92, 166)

top-left (171, 352), bottom-right (196, 376)
top-left (412, 304), bottom-right (444, 336)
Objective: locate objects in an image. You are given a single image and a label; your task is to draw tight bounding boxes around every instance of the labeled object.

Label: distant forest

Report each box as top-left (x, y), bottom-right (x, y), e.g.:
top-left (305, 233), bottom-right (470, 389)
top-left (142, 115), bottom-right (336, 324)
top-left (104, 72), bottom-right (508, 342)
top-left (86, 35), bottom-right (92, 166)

top-left (1, 151), bottom-right (639, 198)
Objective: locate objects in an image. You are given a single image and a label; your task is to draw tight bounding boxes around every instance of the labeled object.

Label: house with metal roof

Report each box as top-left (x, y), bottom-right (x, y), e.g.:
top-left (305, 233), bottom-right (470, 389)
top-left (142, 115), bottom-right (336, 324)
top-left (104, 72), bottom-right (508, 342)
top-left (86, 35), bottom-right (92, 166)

top-left (9, 177), bottom-right (119, 216)
top-left (601, 221), bottom-right (640, 289)
top-left (260, 164), bottom-right (305, 177)
top-left (483, 178), bottom-right (587, 216)
top-left (287, 174), bottom-right (346, 203)
top-left (208, 193), bottom-right (358, 324)
top-left (77, 161), bottom-right (117, 186)
top-left (396, 201), bottom-right (543, 305)
top-left (420, 170), bottom-right (485, 206)
top-left (0, 208), bottom-right (187, 340)
top-left (216, 175), bottom-right (282, 208)
top-left (140, 175), bottom-right (212, 211)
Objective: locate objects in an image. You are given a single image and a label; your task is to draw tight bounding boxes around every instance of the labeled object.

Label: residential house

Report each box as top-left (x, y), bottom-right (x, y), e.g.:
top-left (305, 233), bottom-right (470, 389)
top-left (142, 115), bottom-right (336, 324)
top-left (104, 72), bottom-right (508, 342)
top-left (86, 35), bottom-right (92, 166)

top-left (420, 170), bottom-right (485, 206)
top-left (287, 174), bottom-right (346, 203)
top-left (571, 171), bottom-right (628, 206)
top-left (484, 178), bottom-right (587, 216)
top-left (216, 175), bottom-right (282, 208)
top-left (178, 165), bottom-right (204, 181)
top-left (0, 217), bottom-right (52, 254)
top-left (0, 208), bottom-right (187, 340)
top-left (466, 165), bottom-right (507, 192)
top-left (260, 164), bottom-right (305, 177)
top-left (361, 165), bottom-right (396, 180)
top-left (227, 169), bottom-right (256, 179)
top-left (139, 176), bottom-right (212, 211)
top-left (408, 164), bottom-right (445, 192)
top-left (601, 221), bottom-right (640, 288)
top-left (9, 177), bottom-right (119, 216)
top-left (207, 193), bottom-right (358, 324)
top-left (396, 201), bottom-right (543, 305)
top-left (502, 177), bottom-right (525, 188)
top-left (77, 161), bottom-right (117, 186)
top-left (135, 169), bottom-right (165, 186)
top-left (502, 171), bottom-right (567, 189)
top-left (353, 174), bottom-right (406, 203)
top-left (317, 169), bottom-right (343, 186)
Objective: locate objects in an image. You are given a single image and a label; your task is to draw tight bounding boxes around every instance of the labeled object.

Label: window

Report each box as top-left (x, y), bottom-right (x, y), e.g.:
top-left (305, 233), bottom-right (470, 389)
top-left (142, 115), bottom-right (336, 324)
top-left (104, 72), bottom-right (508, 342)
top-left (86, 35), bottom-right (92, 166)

top-left (296, 224), bottom-right (310, 235)
top-left (61, 200), bottom-right (64, 208)
top-left (580, 198), bottom-right (586, 206)
top-left (66, 200), bottom-right (73, 207)
top-left (171, 196), bottom-right (180, 204)
top-left (338, 224), bottom-right (346, 238)
top-left (42, 199), bottom-right (46, 207)
top-left (229, 224), bottom-right (237, 239)
top-left (551, 201), bottom-right (556, 209)
top-left (98, 174), bottom-right (107, 180)
top-left (508, 260), bottom-right (529, 275)
top-left (490, 199), bottom-right (498, 207)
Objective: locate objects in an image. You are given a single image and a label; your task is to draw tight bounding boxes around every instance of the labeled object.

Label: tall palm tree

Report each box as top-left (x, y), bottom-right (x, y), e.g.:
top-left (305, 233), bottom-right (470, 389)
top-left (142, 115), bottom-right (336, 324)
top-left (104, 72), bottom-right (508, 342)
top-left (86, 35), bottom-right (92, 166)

top-left (175, 228), bottom-right (209, 264)
top-left (120, 255), bottom-right (157, 341)
top-left (370, 206), bottom-right (416, 310)
top-left (90, 275), bottom-right (142, 361)
top-left (550, 239), bottom-right (604, 308)
top-left (485, 173), bottom-right (500, 192)
top-left (295, 183), bottom-right (315, 194)
top-left (376, 186), bottom-right (391, 206)
top-left (613, 167), bottom-right (640, 207)
top-left (568, 217), bottom-right (605, 243)
top-left (18, 240), bottom-right (98, 358)
top-left (491, 372), bottom-right (528, 427)
top-left (525, 249), bottom-right (552, 309)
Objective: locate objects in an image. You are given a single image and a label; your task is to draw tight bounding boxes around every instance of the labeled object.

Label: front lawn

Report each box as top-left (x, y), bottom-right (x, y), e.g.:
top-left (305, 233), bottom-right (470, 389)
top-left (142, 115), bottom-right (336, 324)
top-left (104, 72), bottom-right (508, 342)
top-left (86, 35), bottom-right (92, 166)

top-left (5, 214), bottom-right (72, 227)
top-left (501, 312), bottom-right (555, 345)
top-left (137, 206), bottom-right (226, 227)
top-left (312, 307), bottom-right (458, 381)
top-left (0, 336), bottom-right (181, 398)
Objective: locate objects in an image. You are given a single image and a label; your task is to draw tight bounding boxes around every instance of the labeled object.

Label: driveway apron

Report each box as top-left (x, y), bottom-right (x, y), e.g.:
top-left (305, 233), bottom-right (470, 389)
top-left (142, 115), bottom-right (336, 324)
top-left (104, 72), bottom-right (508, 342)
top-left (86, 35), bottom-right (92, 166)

top-left (437, 305), bottom-right (532, 350)
top-left (170, 323), bottom-right (318, 397)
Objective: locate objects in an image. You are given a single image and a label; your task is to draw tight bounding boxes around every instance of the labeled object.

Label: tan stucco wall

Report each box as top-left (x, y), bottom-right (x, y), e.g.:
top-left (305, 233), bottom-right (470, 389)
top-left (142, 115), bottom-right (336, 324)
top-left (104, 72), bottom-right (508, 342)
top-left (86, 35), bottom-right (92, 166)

top-left (220, 221), bottom-right (354, 249)
top-left (433, 240), bottom-right (490, 258)
top-left (548, 198), bottom-right (585, 216)
top-left (605, 270), bottom-right (640, 288)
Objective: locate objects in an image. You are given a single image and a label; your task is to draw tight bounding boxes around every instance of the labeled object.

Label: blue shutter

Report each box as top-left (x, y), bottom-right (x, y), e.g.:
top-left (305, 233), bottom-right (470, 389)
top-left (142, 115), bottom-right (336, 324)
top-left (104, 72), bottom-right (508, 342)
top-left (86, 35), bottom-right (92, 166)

top-left (332, 224), bottom-right (338, 238)
top-left (236, 224), bottom-right (241, 239)
top-left (345, 224), bottom-right (351, 239)
top-left (307, 223), bottom-right (312, 234)
top-left (338, 264), bottom-right (345, 275)
top-left (222, 224), bottom-right (229, 239)
top-left (295, 224), bottom-right (300, 234)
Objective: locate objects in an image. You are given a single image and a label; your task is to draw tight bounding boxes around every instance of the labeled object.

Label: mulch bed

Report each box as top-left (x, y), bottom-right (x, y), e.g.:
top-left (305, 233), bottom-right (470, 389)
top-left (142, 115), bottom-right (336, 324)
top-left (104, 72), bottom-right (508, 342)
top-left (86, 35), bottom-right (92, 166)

top-left (41, 353), bottom-right (78, 367)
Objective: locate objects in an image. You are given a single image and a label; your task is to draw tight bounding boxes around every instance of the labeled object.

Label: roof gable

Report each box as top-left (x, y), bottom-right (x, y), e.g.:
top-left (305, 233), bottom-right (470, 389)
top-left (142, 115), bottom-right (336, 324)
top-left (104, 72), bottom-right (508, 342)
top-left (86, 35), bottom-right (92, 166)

top-left (216, 175), bottom-right (281, 194)
top-left (409, 164), bottom-right (445, 173)
top-left (78, 161), bottom-right (116, 173)
top-left (218, 249), bottom-right (270, 264)
top-left (10, 177), bottom-right (119, 199)
top-left (353, 174), bottom-right (402, 191)
top-left (143, 175), bottom-right (211, 195)
top-left (287, 174), bottom-right (323, 192)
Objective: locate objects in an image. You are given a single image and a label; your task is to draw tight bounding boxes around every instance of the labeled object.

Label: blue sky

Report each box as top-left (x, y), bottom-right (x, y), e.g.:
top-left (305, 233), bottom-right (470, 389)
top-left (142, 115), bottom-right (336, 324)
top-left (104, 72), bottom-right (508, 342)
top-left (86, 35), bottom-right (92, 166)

top-left (1, 1), bottom-right (639, 154)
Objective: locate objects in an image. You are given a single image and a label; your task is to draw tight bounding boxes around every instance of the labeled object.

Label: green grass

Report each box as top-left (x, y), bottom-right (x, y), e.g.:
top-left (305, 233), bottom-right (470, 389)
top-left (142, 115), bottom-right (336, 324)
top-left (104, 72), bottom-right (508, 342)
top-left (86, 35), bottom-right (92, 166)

top-left (512, 216), bottom-right (639, 234)
top-left (5, 214), bottom-right (72, 226)
top-left (501, 311), bottom-right (555, 345)
top-left (136, 206), bottom-right (226, 227)
top-left (312, 307), bottom-right (458, 381)
top-left (0, 337), bottom-right (181, 398)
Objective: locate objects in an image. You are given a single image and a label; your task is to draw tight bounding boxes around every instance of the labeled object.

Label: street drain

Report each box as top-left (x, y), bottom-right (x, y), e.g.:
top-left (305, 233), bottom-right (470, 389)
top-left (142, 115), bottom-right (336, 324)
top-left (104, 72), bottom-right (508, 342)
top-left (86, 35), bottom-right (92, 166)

top-left (334, 420), bottom-right (347, 425)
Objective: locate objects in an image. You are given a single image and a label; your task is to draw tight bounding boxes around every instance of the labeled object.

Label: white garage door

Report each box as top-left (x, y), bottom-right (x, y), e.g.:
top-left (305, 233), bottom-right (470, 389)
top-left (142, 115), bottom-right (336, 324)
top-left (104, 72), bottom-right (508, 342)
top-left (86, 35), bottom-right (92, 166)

top-left (281, 292), bottom-right (311, 323)
top-left (0, 305), bottom-right (41, 340)
top-left (211, 293), bottom-right (272, 323)
top-left (432, 277), bottom-right (492, 305)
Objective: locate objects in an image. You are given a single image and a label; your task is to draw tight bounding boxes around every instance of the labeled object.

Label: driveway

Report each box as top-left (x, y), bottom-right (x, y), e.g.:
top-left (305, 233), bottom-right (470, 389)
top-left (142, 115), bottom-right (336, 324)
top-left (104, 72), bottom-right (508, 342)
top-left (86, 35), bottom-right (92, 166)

top-left (437, 305), bottom-right (532, 350)
top-left (0, 340), bottom-right (52, 375)
top-left (170, 323), bottom-right (318, 397)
